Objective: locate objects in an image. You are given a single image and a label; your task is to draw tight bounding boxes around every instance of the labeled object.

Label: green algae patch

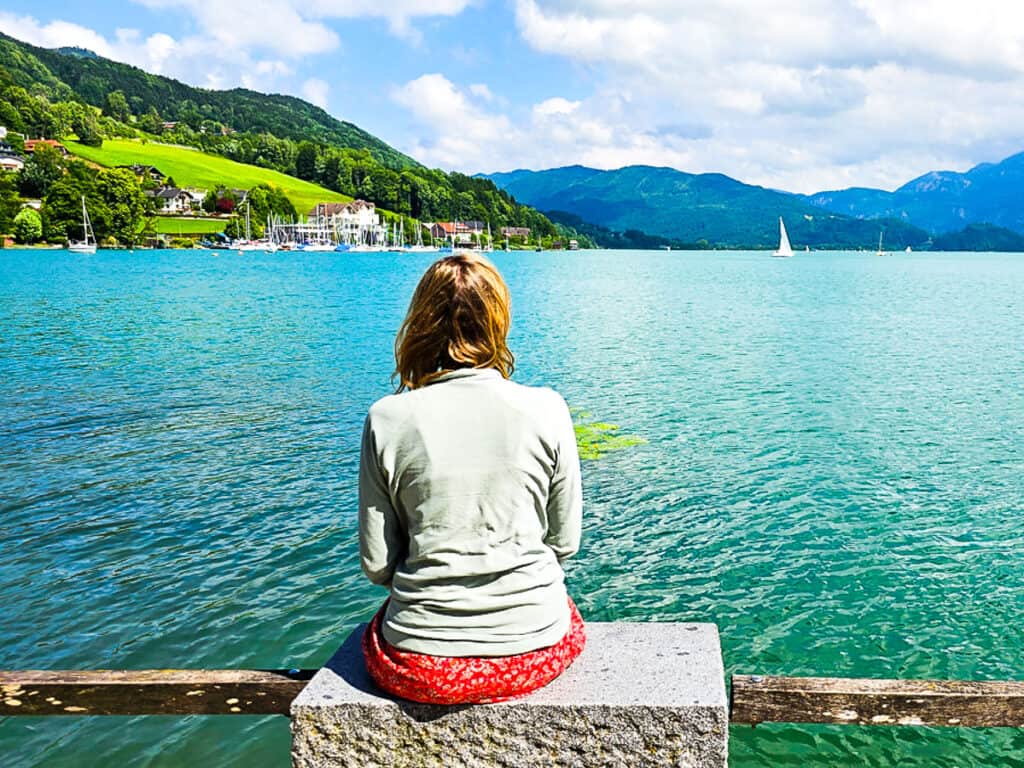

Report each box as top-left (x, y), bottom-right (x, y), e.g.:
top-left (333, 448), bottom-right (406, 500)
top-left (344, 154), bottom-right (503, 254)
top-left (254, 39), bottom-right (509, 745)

top-left (572, 410), bottom-right (646, 461)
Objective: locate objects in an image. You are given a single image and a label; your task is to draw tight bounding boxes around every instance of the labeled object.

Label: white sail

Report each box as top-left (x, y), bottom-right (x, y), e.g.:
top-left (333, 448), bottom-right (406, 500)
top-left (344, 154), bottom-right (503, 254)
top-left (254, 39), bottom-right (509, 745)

top-left (772, 216), bottom-right (794, 257)
top-left (68, 196), bottom-right (97, 254)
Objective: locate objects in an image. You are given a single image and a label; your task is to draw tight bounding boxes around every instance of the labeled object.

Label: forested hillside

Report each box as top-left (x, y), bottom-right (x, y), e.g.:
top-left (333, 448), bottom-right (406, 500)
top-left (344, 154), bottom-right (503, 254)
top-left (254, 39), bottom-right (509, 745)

top-left (487, 166), bottom-right (930, 250)
top-left (0, 31), bottom-right (558, 239)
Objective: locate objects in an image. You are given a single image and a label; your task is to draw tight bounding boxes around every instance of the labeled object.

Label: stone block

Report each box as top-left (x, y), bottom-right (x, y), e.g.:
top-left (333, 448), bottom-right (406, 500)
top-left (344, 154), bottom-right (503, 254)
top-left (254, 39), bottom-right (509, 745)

top-left (291, 622), bottom-right (727, 768)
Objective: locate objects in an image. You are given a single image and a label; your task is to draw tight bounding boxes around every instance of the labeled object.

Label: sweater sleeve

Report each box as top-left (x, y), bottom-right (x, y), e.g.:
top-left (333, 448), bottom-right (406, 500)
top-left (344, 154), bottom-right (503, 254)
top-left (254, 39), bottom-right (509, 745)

top-left (358, 412), bottom-right (404, 586)
top-left (544, 395), bottom-right (583, 563)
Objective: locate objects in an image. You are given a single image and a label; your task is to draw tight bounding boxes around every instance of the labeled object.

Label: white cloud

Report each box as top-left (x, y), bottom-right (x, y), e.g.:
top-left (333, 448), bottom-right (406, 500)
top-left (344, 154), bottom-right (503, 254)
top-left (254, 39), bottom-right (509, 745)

top-left (392, 74), bottom-right (519, 169)
top-left (0, 11), bottom-right (305, 93)
top-left (392, 74), bottom-right (683, 173)
top-left (294, 0), bottom-right (474, 41)
top-left (135, 0), bottom-right (339, 57)
top-left (499, 0), bottom-right (1024, 190)
top-left (469, 83), bottom-right (494, 101)
top-left (533, 97), bottom-right (580, 117)
top-left (0, 0), bottom-right (478, 106)
top-left (301, 78), bottom-right (330, 110)
top-left (0, 13), bottom-right (125, 61)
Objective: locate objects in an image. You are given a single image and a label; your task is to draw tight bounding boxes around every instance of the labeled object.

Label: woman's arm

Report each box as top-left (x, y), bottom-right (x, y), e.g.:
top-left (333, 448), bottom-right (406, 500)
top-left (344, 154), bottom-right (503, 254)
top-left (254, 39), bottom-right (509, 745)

top-left (358, 413), bottom-right (403, 586)
top-left (544, 397), bottom-right (583, 563)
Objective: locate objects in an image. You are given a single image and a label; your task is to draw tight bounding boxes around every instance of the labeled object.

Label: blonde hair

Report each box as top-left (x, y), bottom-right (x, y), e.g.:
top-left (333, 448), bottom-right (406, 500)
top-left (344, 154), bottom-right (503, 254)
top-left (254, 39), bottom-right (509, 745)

top-left (394, 251), bottom-right (514, 391)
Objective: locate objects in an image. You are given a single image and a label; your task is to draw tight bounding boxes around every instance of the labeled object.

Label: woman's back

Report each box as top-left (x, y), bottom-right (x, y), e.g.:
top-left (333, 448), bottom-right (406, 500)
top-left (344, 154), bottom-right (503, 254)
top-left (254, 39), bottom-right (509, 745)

top-left (360, 366), bottom-right (581, 656)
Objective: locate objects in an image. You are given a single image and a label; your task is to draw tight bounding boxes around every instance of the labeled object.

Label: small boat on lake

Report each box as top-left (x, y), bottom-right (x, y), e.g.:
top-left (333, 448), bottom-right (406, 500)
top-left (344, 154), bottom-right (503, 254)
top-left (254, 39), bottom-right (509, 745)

top-left (772, 216), bottom-right (794, 258)
top-left (68, 196), bottom-right (97, 254)
top-left (875, 231), bottom-right (888, 257)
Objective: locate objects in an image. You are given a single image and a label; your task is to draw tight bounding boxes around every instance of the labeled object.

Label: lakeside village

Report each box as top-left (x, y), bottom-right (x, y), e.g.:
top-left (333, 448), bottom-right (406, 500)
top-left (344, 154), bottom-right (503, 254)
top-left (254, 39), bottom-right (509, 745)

top-left (0, 131), bottom-right (579, 253)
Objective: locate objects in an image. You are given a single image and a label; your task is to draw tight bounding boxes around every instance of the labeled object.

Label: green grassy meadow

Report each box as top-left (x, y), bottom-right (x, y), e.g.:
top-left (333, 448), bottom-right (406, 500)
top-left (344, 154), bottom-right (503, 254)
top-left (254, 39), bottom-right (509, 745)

top-left (65, 139), bottom-right (350, 214)
top-left (152, 217), bottom-right (226, 235)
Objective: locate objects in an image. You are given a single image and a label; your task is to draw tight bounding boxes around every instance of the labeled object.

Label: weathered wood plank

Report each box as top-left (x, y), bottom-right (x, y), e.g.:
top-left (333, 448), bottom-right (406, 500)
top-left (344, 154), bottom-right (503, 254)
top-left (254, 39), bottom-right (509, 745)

top-left (731, 675), bottom-right (1024, 727)
top-left (0, 669), bottom-right (315, 716)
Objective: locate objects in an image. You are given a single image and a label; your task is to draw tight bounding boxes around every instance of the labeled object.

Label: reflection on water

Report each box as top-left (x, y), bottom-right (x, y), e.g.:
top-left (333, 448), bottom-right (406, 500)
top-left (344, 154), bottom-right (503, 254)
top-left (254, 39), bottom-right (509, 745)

top-left (2, 248), bottom-right (1023, 766)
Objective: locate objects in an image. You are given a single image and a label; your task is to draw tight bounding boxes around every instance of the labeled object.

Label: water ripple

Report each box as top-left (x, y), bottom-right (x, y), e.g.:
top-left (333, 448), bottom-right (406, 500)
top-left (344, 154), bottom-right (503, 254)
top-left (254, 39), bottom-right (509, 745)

top-left (2, 249), bottom-right (1024, 766)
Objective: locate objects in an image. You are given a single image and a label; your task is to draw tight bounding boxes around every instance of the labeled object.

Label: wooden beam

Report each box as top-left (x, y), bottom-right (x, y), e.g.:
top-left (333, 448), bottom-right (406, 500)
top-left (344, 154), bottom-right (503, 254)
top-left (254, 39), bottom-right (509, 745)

top-left (0, 669), bottom-right (315, 716)
top-left (731, 675), bottom-right (1024, 727)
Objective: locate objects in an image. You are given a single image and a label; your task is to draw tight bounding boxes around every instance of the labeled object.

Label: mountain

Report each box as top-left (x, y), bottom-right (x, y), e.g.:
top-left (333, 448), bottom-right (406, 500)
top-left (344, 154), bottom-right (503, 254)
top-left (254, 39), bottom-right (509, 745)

top-left (0, 31), bottom-right (413, 169)
top-left (800, 152), bottom-right (1024, 235)
top-left (486, 165), bottom-right (929, 249)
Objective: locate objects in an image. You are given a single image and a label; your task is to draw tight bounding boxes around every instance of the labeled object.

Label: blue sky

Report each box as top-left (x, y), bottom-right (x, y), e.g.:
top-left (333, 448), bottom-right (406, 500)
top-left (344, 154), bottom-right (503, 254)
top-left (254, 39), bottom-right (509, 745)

top-left (3, 1), bottom-right (1024, 193)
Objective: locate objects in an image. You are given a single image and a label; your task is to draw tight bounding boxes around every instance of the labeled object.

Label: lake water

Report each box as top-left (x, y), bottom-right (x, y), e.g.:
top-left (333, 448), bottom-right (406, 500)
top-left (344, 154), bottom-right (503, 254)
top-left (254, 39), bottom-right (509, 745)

top-left (2, 248), bottom-right (1023, 767)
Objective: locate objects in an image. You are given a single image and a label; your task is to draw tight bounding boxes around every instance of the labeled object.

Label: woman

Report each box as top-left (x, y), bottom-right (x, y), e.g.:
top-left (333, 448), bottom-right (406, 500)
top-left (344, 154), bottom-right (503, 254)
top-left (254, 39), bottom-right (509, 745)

top-left (359, 251), bottom-right (585, 705)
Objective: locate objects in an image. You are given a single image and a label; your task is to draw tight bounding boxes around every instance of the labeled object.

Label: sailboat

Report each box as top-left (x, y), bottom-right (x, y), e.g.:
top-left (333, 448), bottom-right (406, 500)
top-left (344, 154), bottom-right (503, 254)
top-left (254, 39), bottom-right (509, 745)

top-left (772, 216), bottom-right (794, 258)
top-left (68, 196), bottom-right (97, 254)
top-left (405, 220), bottom-right (440, 253)
top-left (235, 201), bottom-right (277, 252)
top-left (875, 231), bottom-right (887, 257)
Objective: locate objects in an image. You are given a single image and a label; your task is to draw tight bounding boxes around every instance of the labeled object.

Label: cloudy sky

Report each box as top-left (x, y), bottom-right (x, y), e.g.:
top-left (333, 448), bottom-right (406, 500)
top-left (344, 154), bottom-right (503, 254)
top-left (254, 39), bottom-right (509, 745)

top-left (3, 1), bottom-right (1024, 192)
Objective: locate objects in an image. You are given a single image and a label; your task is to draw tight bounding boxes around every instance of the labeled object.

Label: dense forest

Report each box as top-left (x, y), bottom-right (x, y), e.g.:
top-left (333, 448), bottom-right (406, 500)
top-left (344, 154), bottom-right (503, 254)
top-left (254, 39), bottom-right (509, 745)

top-left (930, 223), bottom-right (1024, 252)
top-left (0, 31), bottom-right (579, 244)
top-left (545, 210), bottom-right (710, 250)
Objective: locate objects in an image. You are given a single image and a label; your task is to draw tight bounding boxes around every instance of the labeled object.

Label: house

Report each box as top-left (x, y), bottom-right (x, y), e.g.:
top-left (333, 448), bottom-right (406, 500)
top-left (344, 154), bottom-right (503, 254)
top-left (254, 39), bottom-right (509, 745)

top-left (305, 200), bottom-right (386, 244)
top-left (147, 187), bottom-right (194, 214)
top-left (183, 188), bottom-right (207, 207)
top-left (23, 139), bottom-right (68, 156)
top-left (0, 154), bottom-right (24, 172)
top-left (0, 141), bottom-right (24, 171)
top-left (500, 226), bottom-right (531, 239)
top-left (428, 221), bottom-right (485, 245)
top-left (309, 200), bottom-right (379, 227)
top-left (119, 164), bottom-right (165, 184)
top-left (161, 122), bottom-right (179, 132)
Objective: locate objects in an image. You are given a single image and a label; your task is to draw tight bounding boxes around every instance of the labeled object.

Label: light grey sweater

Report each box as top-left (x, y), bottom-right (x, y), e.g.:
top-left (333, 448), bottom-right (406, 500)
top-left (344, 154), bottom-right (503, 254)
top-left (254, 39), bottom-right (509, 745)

top-left (358, 367), bottom-right (583, 656)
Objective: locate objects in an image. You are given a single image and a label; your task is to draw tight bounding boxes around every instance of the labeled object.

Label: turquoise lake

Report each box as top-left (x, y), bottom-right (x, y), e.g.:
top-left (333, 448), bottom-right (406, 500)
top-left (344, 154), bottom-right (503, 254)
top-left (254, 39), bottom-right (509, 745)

top-left (2, 247), bottom-right (1023, 766)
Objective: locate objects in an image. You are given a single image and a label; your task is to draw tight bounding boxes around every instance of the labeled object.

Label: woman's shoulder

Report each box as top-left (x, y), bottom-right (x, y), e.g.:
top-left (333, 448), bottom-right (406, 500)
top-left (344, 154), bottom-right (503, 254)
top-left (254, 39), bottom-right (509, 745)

top-left (366, 391), bottom-right (411, 430)
top-left (499, 379), bottom-right (571, 418)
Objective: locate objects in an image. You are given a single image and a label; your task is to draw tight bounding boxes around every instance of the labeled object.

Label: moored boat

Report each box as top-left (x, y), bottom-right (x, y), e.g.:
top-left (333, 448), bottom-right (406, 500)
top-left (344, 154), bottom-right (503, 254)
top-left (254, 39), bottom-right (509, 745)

top-left (67, 196), bottom-right (97, 254)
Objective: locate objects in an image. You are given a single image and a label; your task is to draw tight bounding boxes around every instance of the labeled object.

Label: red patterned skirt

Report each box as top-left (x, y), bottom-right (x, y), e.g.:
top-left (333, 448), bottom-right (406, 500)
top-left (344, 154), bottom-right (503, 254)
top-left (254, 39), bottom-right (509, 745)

top-left (363, 598), bottom-right (586, 705)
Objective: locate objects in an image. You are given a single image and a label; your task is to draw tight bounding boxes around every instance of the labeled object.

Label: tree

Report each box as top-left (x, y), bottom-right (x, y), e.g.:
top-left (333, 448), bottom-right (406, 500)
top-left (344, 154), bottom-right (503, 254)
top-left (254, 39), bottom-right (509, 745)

top-left (295, 141), bottom-right (318, 181)
top-left (19, 145), bottom-right (65, 198)
top-left (245, 183), bottom-right (296, 225)
top-left (0, 172), bottom-right (22, 234)
top-left (139, 106), bottom-right (163, 135)
top-left (103, 90), bottom-right (132, 123)
top-left (202, 190), bottom-right (218, 213)
top-left (43, 102), bottom-right (77, 139)
top-left (96, 168), bottom-right (147, 245)
top-left (224, 212), bottom-right (252, 240)
top-left (13, 208), bottom-right (43, 244)
top-left (72, 110), bottom-right (103, 147)
top-left (43, 162), bottom-right (103, 243)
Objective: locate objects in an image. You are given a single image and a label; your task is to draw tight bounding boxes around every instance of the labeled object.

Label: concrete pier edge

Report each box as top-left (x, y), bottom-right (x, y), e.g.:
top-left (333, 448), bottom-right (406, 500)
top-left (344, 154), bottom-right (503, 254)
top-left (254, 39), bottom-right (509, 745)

top-left (291, 622), bottom-right (728, 767)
